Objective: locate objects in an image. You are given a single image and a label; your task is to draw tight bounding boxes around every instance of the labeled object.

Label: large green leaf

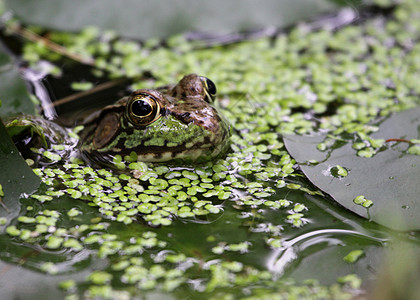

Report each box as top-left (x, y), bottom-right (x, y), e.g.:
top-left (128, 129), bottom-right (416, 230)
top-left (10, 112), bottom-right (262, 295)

top-left (284, 107), bottom-right (420, 231)
top-left (0, 118), bottom-right (40, 224)
top-left (4, 0), bottom-right (343, 39)
top-left (0, 46), bottom-right (35, 117)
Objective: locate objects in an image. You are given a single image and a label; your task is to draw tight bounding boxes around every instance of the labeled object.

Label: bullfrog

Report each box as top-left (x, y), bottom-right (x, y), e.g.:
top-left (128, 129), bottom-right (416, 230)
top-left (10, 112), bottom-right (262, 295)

top-left (6, 74), bottom-right (231, 165)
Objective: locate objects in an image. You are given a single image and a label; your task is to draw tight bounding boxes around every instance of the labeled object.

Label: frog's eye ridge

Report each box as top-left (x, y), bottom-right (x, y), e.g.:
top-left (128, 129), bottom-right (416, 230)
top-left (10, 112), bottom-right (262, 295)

top-left (200, 76), bottom-right (217, 103)
top-left (126, 93), bottom-right (161, 126)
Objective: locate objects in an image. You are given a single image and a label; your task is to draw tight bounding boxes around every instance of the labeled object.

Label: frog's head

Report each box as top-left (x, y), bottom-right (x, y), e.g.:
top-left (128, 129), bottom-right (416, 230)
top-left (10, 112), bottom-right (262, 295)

top-left (80, 74), bottom-right (231, 163)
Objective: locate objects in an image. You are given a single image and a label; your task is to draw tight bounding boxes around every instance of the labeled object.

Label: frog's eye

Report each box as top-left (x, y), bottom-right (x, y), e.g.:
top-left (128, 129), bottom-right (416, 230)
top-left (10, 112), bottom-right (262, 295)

top-left (126, 93), bottom-right (161, 126)
top-left (200, 76), bottom-right (217, 103)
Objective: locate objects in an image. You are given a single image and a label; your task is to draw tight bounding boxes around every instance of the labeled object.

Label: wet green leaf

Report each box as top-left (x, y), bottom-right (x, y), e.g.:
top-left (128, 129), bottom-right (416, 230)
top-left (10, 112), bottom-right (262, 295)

top-left (284, 107), bottom-right (420, 230)
top-left (0, 119), bottom-right (40, 224)
top-left (4, 0), bottom-right (342, 39)
top-left (0, 47), bottom-right (35, 117)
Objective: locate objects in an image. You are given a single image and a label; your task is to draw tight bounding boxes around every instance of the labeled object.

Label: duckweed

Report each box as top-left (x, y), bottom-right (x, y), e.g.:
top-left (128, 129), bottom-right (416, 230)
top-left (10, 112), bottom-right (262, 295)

top-left (71, 81), bottom-right (94, 91)
top-left (353, 195), bottom-right (374, 208)
top-left (17, 216), bottom-right (36, 223)
top-left (46, 236), bottom-right (64, 249)
top-left (408, 145), bottom-right (420, 155)
top-left (337, 274), bottom-right (362, 289)
top-left (59, 279), bottom-right (76, 291)
top-left (41, 262), bottom-right (58, 274)
top-left (5, 0), bottom-right (420, 298)
top-left (343, 250), bottom-right (364, 263)
top-left (6, 225), bottom-right (20, 236)
top-left (88, 271), bottom-right (113, 285)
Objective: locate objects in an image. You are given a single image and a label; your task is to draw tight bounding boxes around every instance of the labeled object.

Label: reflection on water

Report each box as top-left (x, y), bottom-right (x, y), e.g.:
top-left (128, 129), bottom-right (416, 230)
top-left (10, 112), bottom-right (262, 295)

top-left (266, 229), bottom-right (386, 276)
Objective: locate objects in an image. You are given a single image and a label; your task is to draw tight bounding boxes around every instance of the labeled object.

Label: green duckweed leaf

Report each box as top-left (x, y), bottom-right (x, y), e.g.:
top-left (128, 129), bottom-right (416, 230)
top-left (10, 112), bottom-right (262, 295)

top-left (284, 107), bottom-right (420, 231)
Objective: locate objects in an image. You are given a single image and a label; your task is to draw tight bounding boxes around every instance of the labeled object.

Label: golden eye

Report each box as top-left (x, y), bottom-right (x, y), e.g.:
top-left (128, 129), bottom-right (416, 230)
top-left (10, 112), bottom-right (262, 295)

top-left (126, 93), bottom-right (161, 126)
top-left (200, 76), bottom-right (217, 103)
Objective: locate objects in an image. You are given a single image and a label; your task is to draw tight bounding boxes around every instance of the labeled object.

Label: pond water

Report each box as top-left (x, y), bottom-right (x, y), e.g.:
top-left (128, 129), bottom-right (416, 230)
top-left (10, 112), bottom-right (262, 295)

top-left (1, 1), bottom-right (420, 299)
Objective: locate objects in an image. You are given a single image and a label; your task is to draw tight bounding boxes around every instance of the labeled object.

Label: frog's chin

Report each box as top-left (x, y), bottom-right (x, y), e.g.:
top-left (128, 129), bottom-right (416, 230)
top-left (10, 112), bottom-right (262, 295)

top-left (136, 148), bottom-right (213, 163)
top-left (81, 141), bottom-right (230, 165)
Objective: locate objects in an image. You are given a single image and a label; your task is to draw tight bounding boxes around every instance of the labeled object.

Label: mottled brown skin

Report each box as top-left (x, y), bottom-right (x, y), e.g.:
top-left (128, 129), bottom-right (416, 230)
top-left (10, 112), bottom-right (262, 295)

top-left (165, 74), bottom-right (224, 139)
top-left (80, 74), bottom-right (231, 162)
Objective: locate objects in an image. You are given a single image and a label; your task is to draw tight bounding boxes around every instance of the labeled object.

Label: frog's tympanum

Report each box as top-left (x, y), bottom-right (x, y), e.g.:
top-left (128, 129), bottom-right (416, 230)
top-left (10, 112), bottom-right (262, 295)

top-left (6, 74), bottom-right (231, 165)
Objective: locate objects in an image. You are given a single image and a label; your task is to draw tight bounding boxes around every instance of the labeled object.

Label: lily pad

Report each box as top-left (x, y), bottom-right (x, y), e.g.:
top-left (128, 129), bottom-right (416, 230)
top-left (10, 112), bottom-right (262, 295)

top-left (0, 118), bottom-right (40, 224)
top-left (284, 107), bottom-right (420, 231)
top-left (0, 47), bottom-right (35, 117)
top-left (3, 0), bottom-right (345, 39)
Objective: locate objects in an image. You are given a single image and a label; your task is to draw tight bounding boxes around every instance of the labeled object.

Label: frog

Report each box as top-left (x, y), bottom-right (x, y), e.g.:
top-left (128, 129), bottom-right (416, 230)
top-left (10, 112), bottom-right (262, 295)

top-left (79, 73), bottom-right (231, 163)
top-left (5, 74), bottom-right (231, 165)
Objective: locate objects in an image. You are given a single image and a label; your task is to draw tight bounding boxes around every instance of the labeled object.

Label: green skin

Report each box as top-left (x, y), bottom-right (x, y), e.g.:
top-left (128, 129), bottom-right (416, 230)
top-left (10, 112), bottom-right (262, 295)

top-left (79, 74), bottom-right (231, 163)
top-left (6, 74), bottom-right (231, 165)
